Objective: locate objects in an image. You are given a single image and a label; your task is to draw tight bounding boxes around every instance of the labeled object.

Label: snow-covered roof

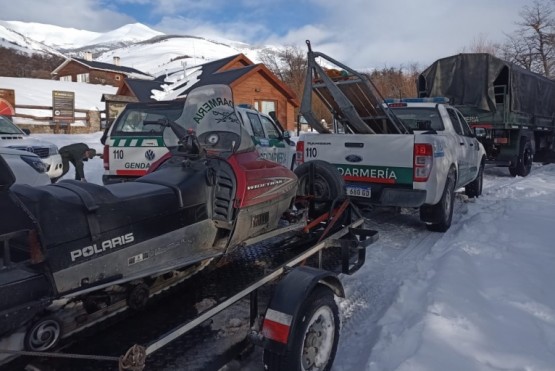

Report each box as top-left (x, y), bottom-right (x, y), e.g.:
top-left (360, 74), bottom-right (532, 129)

top-left (52, 58), bottom-right (152, 80)
top-left (154, 54), bottom-right (298, 104)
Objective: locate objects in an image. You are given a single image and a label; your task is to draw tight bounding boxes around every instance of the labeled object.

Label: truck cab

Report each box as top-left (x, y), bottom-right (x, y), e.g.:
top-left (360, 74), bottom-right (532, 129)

top-left (297, 97), bottom-right (486, 232)
top-left (101, 101), bottom-right (296, 184)
top-left (385, 97), bottom-right (483, 188)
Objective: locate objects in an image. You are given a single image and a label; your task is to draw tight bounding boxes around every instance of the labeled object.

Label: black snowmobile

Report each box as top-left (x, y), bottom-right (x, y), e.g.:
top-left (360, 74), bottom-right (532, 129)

top-left (0, 84), bottom-right (346, 353)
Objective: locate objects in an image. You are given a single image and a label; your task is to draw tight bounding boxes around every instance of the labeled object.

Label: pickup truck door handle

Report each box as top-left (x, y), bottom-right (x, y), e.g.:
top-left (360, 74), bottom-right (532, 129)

top-left (469, 143), bottom-right (474, 147)
top-left (345, 142), bottom-right (364, 148)
top-left (459, 142), bottom-right (465, 146)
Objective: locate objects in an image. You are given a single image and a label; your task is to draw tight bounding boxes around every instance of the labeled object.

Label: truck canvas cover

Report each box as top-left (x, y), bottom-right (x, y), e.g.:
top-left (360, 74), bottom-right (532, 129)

top-left (418, 53), bottom-right (555, 119)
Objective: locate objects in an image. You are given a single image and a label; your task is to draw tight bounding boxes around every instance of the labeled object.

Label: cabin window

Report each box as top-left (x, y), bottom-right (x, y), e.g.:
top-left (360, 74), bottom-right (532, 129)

top-left (255, 100), bottom-right (277, 116)
top-left (115, 75), bottom-right (121, 81)
top-left (59, 75), bottom-right (72, 82)
top-left (77, 73), bottom-right (90, 83)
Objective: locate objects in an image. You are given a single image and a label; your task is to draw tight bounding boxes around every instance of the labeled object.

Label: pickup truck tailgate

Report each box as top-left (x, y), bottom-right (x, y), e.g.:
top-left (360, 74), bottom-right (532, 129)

top-left (301, 134), bottom-right (415, 185)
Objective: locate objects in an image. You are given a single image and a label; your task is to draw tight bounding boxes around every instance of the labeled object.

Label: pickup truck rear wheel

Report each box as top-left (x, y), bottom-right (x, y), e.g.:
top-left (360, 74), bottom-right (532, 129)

top-left (420, 168), bottom-right (456, 232)
top-left (295, 160), bottom-right (345, 218)
top-left (465, 161), bottom-right (484, 198)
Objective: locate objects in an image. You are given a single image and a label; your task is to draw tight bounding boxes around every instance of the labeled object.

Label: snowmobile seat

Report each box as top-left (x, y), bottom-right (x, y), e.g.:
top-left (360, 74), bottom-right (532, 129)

top-left (10, 180), bottom-right (181, 249)
top-left (134, 164), bottom-right (210, 209)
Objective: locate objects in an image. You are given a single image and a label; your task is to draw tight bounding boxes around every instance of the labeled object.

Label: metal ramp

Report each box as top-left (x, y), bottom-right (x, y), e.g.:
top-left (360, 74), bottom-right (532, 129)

top-left (300, 40), bottom-right (408, 134)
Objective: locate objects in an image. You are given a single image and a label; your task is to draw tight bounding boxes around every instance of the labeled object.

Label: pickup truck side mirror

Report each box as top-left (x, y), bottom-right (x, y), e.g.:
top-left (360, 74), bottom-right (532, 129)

top-left (282, 130), bottom-right (295, 145)
top-left (22, 129), bottom-right (31, 135)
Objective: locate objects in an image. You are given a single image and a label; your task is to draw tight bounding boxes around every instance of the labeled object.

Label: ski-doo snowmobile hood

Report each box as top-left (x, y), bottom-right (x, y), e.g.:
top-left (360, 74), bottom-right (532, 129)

top-left (173, 84), bottom-right (255, 157)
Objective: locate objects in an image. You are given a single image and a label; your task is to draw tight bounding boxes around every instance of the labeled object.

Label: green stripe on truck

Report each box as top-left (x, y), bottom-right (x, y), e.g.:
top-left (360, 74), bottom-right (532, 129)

top-left (113, 137), bottom-right (165, 147)
top-left (335, 164), bottom-right (413, 185)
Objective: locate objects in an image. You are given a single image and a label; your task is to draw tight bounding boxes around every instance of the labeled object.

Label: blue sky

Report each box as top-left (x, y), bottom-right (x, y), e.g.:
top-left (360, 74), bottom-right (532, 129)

top-left (114, 0), bottom-right (325, 39)
top-left (0, 0), bottom-right (530, 68)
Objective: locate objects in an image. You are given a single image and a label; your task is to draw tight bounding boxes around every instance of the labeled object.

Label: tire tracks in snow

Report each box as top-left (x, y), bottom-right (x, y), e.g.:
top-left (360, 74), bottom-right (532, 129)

top-left (333, 209), bottom-right (447, 370)
top-left (332, 165), bottom-right (545, 370)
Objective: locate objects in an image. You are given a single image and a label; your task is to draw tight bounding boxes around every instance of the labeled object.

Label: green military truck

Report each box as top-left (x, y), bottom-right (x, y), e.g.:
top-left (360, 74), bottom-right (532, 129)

top-left (418, 53), bottom-right (555, 177)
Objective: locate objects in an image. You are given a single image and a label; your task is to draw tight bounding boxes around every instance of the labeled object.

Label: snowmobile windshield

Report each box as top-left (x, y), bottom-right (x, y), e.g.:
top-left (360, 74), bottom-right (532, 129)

top-left (176, 84), bottom-right (255, 157)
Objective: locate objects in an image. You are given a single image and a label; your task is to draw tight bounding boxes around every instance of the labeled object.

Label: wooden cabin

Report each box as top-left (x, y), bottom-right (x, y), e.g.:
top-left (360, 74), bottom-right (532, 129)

top-left (51, 53), bottom-right (152, 88)
top-left (116, 54), bottom-right (299, 131)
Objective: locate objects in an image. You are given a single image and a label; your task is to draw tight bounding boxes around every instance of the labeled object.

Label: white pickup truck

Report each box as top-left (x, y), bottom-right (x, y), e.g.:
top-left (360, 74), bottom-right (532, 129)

top-left (297, 97), bottom-right (486, 232)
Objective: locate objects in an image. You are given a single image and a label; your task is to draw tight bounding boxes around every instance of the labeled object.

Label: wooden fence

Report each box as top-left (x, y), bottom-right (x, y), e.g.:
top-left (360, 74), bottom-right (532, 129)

top-left (12, 104), bottom-right (106, 134)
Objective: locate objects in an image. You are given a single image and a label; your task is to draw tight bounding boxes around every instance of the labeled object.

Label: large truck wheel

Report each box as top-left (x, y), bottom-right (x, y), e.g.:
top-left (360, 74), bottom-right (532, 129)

top-left (420, 168), bottom-right (456, 232)
top-left (295, 160), bottom-right (345, 218)
top-left (263, 286), bottom-right (340, 371)
top-left (517, 142), bottom-right (533, 177)
top-left (465, 161), bottom-right (484, 198)
top-left (510, 140), bottom-right (533, 177)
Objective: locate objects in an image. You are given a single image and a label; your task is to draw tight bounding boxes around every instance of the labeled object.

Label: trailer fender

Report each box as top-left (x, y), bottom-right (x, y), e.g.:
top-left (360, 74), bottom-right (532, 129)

top-left (260, 265), bottom-right (343, 354)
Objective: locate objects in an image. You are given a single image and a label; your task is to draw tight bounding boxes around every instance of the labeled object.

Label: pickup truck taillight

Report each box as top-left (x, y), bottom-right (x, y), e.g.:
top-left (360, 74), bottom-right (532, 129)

top-left (296, 140), bottom-right (305, 165)
top-left (414, 143), bottom-right (433, 182)
top-left (103, 145), bottom-right (109, 170)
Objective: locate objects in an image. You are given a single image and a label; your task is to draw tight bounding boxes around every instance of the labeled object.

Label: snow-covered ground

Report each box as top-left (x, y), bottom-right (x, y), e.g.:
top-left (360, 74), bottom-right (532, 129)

top-left (334, 163), bottom-right (555, 371)
top-left (32, 132), bottom-right (555, 370)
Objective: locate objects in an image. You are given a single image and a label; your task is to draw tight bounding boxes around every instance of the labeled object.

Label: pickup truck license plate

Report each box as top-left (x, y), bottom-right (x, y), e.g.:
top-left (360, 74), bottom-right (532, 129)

top-left (346, 185), bottom-right (371, 198)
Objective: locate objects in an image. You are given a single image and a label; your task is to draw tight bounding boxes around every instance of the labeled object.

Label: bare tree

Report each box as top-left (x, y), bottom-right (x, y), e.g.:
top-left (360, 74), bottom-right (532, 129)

top-left (364, 63), bottom-right (420, 99)
top-left (460, 33), bottom-right (502, 55)
top-left (259, 45), bottom-right (334, 127)
top-left (258, 46), bottom-right (307, 96)
top-left (501, 33), bottom-right (536, 70)
top-left (502, 0), bottom-right (555, 76)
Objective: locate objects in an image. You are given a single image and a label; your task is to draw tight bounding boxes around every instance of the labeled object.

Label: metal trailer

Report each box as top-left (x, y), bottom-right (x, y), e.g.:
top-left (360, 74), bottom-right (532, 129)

top-left (1, 201), bottom-right (377, 371)
top-left (418, 53), bottom-right (555, 177)
top-left (300, 40), bottom-right (408, 135)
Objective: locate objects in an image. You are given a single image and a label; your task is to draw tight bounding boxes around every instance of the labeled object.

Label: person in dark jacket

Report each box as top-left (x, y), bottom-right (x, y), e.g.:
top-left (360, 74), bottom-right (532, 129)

top-left (54, 143), bottom-right (97, 182)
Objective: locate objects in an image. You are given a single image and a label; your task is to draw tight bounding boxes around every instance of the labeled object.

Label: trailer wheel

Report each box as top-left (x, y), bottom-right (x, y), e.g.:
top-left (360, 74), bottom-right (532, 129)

top-left (24, 316), bottom-right (62, 352)
top-left (421, 168), bottom-right (456, 232)
top-left (295, 160), bottom-right (345, 218)
top-left (465, 161), bottom-right (484, 198)
top-left (263, 286), bottom-right (339, 371)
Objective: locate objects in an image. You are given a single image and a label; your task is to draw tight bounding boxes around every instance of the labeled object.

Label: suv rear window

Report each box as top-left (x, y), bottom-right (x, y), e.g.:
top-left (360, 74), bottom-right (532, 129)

top-left (112, 106), bottom-right (183, 136)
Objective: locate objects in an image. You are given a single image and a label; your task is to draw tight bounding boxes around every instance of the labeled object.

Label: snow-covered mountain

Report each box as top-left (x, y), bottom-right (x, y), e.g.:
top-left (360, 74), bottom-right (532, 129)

top-left (95, 34), bottom-right (261, 77)
top-left (0, 21), bottom-right (162, 50)
top-left (0, 22), bottom-right (63, 56)
top-left (0, 20), bottom-right (268, 77)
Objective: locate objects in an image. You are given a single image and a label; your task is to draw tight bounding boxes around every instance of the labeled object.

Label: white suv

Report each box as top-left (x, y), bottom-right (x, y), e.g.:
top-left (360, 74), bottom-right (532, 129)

top-left (0, 147), bottom-right (50, 186)
top-left (0, 116), bottom-right (63, 180)
top-left (101, 101), bottom-right (296, 184)
top-left (236, 105), bottom-right (296, 169)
